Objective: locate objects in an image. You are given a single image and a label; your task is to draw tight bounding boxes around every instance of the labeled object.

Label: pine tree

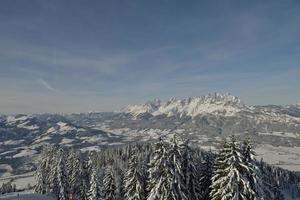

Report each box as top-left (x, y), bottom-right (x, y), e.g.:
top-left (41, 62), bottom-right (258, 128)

top-left (198, 151), bottom-right (214, 200)
top-left (147, 139), bottom-right (170, 199)
top-left (241, 138), bottom-right (264, 199)
top-left (210, 135), bottom-right (251, 200)
top-left (35, 147), bottom-right (51, 194)
top-left (67, 151), bottom-right (86, 200)
top-left (124, 152), bottom-right (146, 200)
top-left (88, 166), bottom-right (101, 200)
top-left (103, 168), bottom-right (116, 200)
top-left (147, 137), bottom-right (188, 200)
top-left (57, 149), bottom-right (68, 200)
top-left (181, 141), bottom-right (201, 200)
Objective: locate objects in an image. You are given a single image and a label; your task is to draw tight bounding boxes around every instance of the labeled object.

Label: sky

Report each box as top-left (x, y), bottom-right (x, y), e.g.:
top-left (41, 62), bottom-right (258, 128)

top-left (0, 0), bottom-right (300, 114)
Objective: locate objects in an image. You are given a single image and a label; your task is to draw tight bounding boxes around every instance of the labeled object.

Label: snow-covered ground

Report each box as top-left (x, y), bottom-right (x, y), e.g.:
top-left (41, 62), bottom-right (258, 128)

top-left (0, 173), bottom-right (35, 190)
top-left (256, 144), bottom-right (300, 171)
top-left (0, 191), bottom-right (54, 200)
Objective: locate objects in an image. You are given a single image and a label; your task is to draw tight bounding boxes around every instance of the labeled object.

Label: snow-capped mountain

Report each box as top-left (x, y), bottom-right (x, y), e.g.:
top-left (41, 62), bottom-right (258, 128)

top-left (122, 93), bottom-right (248, 117)
top-left (121, 93), bottom-right (300, 125)
top-left (1, 93), bottom-right (300, 178)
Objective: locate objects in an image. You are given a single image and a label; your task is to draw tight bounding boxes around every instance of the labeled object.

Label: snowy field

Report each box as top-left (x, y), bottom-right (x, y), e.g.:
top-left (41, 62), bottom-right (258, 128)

top-left (0, 191), bottom-right (54, 200)
top-left (256, 144), bottom-right (300, 171)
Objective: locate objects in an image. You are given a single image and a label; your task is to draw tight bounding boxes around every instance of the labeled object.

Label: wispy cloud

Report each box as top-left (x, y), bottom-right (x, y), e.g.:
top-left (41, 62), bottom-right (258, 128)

top-left (37, 78), bottom-right (62, 94)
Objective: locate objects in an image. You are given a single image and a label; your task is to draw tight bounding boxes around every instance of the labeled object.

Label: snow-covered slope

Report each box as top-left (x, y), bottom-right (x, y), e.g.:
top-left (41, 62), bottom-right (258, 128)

top-left (0, 191), bottom-right (54, 200)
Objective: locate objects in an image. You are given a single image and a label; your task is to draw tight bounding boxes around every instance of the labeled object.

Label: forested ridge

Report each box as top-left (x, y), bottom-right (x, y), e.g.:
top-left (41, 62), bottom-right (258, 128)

top-left (35, 136), bottom-right (300, 200)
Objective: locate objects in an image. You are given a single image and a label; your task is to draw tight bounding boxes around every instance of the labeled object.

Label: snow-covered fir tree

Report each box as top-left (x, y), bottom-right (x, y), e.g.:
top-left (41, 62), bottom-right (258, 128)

top-left (147, 139), bottom-right (170, 199)
top-left (181, 140), bottom-right (201, 200)
top-left (67, 150), bottom-right (86, 200)
top-left (103, 168), bottom-right (116, 200)
top-left (118, 169), bottom-right (125, 200)
top-left (35, 140), bottom-right (300, 200)
top-left (124, 151), bottom-right (146, 200)
top-left (147, 137), bottom-right (188, 200)
top-left (198, 151), bottom-right (214, 200)
top-left (210, 135), bottom-right (253, 200)
top-left (35, 147), bottom-right (52, 194)
top-left (241, 138), bottom-right (264, 199)
top-left (57, 149), bottom-right (68, 200)
top-left (168, 136), bottom-right (188, 200)
top-left (87, 164), bottom-right (101, 200)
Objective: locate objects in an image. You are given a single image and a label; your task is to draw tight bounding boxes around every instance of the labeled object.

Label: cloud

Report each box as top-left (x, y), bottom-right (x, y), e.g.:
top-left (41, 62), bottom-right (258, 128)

top-left (37, 78), bottom-right (62, 94)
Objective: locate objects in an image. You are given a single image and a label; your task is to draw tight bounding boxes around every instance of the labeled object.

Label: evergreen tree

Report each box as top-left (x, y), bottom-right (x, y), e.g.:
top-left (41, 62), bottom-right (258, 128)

top-left (57, 149), bottom-right (68, 200)
top-left (88, 165), bottom-right (101, 200)
top-left (103, 168), bottom-right (116, 200)
top-left (147, 137), bottom-right (188, 200)
top-left (181, 141), bottom-right (201, 200)
top-left (147, 139), bottom-right (170, 199)
top-left (124, 152), bottom-right (146, 200)
top-left (67, 151), bottom-right (86, 200)
top-left (35, 147), bottom-right (51, 194)
top-left (210, 135), bottom-right (252, 200)
top-left (241, 138), bottom-right (264, 199)
top-left (118, 169), bottom-right (125, 200)
top-left (198, 151), bottom-right (214, 200)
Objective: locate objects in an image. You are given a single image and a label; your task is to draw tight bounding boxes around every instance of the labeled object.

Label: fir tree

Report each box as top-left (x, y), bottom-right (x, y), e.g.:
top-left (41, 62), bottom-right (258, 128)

top-left (167, 137), bottom-right (187, 200)
top-left (210, 135), bottom-right (252, 200)
top-left (147, 139), bottom-right (170, 199)
top-left (124, 152), bottom-right (146, 200)
top-left (198, 151), bottom-right (214, 200)
top-left (181, 141), bottom-right (201, 200)
top-left (35, 147), bottom-right (52, 194)
top-left (57, 149), bottom-right (68, 200)
top-left (103, 168), bottom-right (116, 200)
top-left (67, 151), bottom-right (86, 200)
top-left (88, 165), bottom-right (101, 200)
top-left (241, 138), bottom-right (264, 199)
top-left (147, 137), bottom-right (188, 200)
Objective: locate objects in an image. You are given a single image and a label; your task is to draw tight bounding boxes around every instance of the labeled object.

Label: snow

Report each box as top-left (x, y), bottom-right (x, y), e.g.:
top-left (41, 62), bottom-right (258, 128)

top-left (122, 93), bottom-right (247, 117)
top-left (60, 138), bottom-right (75, 144)
top-left (0, 173), bottom-right (35, 190)
top-left (13, 149), bottom-right (38, 158)
top-left (6, 116), bottom-right (29, 124)
top-left (80, 146), bottom-right (101, 152)
top-left (256, 144), bottom-right (300, 171)
top-left (2, 140), bottom-right (24, 146)
top-left (0, 164), bottom-right (13, 177)
top-left (57, 122), bottom-right (76, 132)
top-left (258, 132), bottom-right (299, 139)
top-left (0, 191), bottom-right (55, 200)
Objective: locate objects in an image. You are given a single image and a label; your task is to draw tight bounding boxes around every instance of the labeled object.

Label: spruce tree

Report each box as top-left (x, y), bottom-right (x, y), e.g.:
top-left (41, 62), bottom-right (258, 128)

top-left (35, 147), bottom-right (52, 194)
top-left (198, 151), bottom-right (214, 200)
top-left (124, 152), bottom-right (146, 200)
top-left (210, 135), bottom-right (251, 200)
top-left (241, 138), bottom-right (264, 199)
top-left (103, 168), bottom-right (116, 200)
top-left (181, 141), bottom-right (201, 200)
top-left (57, 149), bottom-right (68, 200)
top-left (147, 139), bottom-right (170, 199)
top-left (147, 137), bottom-right (188, 200)
top-left (167, 137), bottom-right (187, 200)
top-left (88, 166), bottom-right (101, 200)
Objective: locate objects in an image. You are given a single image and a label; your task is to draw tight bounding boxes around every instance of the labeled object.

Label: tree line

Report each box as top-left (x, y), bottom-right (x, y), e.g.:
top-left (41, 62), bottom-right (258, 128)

top-left (35, 136), bottom-right (300, 200)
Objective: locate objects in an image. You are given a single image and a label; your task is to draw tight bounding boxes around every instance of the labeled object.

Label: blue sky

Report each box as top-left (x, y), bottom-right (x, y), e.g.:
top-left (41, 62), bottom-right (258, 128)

top-left (0, 0), bottom-right (300, 113)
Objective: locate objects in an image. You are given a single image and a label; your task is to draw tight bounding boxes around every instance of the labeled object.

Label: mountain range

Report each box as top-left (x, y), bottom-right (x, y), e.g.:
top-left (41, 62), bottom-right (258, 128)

top-left (1, 93), bottom-right (300, 178)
